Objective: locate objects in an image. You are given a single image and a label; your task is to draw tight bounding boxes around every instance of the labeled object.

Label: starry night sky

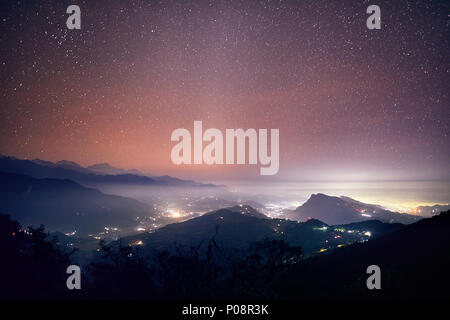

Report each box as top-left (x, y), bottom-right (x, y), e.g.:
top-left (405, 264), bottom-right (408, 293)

top-left (0, 0), bottom-right (449, 181)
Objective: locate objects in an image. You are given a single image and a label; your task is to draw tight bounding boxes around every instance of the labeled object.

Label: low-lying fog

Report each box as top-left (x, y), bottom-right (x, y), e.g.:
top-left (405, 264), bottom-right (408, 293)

top-left (87, 179), bottom-right (450, 220)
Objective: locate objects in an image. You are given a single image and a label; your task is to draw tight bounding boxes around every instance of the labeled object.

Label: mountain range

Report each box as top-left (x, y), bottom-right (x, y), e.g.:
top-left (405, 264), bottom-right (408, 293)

top-left (0, 155), bottom-right (217, 188)
top-left (86, 162), bottom-right (144, 176)
top-left (123, 205), bottom-right (405, 258)
top-left (0, 171), bottom-right (155, 236)
top-left (0, 155), bottom-right (431, 241)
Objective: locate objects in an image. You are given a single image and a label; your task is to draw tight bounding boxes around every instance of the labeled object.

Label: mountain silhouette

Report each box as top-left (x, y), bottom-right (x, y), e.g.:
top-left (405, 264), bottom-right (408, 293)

top-left (277, 210), bottom-right (450, 299)
top-left (87, 162), bottom-right (144, 176)
top-left (123, 206), bottom-right (404, 258)
top-left (30, 158), bottom-right (93, 174)
top-left (0, 171), bottom-right (155, 236)
top-left (0, 155), bottom-right (217, 188)
top-left (287, 193), bottom-right (420, 225)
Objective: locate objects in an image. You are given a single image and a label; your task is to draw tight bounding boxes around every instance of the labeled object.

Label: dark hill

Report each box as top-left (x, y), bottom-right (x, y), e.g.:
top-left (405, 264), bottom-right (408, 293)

top-left (277, 210), bottom-right (450, 299)
top-left (0, 171), bottom-right (154, 236)
top-left (124, 206), bottom-right (403, 258)
top-left (288, 193), bottom-right (420, 225)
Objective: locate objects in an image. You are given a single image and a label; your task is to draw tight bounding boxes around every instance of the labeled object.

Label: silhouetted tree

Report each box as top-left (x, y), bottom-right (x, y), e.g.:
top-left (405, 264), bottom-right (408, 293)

top-left (86, 239), bottom-right (155, 299)
top-left (0, 213), bottom-right (74, 299)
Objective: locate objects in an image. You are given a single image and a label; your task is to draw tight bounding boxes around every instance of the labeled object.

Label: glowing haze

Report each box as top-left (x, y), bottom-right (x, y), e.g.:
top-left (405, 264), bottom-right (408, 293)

top-left (0, 0), bottom-right (449, 189)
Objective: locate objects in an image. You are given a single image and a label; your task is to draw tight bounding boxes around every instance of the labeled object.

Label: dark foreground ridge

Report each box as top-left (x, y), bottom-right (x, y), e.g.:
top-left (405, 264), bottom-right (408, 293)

top-left (1, 207), bottom-right (449, 300)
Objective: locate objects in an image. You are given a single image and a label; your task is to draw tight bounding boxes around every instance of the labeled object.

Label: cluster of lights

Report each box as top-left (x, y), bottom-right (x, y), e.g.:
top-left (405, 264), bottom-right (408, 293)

top-left (168, 209), bottom-right (182, 218)
top-left (129, 240), bottom-right (143, 246)
top-left (104, 227), bottom-right (119, 231)
top-left (19, 228), bottom-right (31, 235)
top-left (88, 226), bottom-right (121, 240)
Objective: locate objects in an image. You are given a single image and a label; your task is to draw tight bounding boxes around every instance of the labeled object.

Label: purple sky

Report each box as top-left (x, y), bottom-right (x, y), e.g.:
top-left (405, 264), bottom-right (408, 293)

top-left (0, 0), bottom-right (449, 182)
